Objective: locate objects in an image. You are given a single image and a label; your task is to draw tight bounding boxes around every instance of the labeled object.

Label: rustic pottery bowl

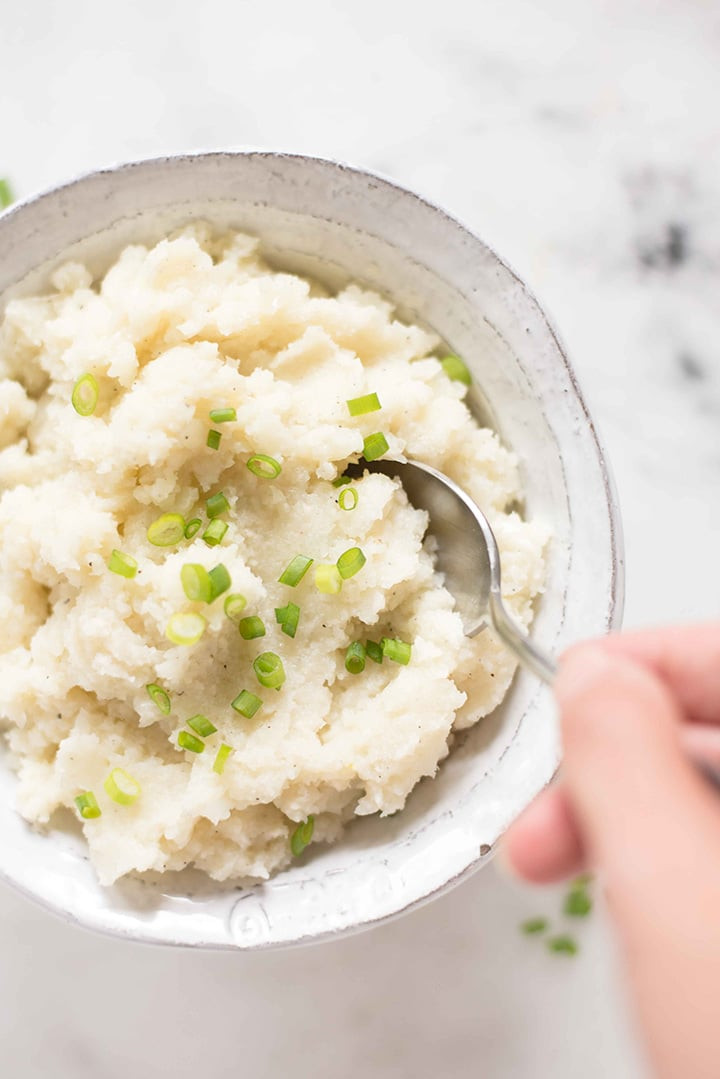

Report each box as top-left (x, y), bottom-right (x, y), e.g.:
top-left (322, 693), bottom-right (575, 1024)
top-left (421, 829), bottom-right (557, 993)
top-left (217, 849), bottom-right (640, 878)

top-left (0, 153), bottom-right (623, 948)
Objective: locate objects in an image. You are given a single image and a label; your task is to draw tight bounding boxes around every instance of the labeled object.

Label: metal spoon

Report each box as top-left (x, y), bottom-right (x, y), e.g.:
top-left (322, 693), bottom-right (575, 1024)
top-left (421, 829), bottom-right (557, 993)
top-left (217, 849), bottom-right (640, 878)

top-left (353, 458), bottom-right (557, 684)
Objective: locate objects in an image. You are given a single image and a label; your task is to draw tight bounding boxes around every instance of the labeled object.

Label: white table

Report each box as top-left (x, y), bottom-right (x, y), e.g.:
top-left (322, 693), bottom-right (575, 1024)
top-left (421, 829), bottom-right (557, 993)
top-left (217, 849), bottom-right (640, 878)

top-left (2, 2), bottom-right (718, 1074)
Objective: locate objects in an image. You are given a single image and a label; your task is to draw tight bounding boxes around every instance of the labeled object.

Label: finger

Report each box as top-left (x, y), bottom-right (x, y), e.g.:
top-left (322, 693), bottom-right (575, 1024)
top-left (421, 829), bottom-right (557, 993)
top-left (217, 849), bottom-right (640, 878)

top-left (557, 643), bottom-right (720, 1079)
top-left (557, 643), bottom-right (720, 894)
top-left (503, 784), bottom-right (585, 884)
top-left (601, 623), bottom-right (720, 725)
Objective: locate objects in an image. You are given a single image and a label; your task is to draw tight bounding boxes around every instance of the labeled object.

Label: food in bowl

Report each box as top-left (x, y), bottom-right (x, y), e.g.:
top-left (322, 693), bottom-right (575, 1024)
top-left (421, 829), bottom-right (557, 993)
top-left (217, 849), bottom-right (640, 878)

top-left (0, 225), bottom-right (547, 885)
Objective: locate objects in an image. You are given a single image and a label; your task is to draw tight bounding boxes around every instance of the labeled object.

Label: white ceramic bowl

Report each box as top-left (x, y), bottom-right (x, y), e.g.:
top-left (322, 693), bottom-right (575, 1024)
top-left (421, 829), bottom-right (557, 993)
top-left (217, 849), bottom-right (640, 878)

top-left (0, 153), bottom-right (623, 948)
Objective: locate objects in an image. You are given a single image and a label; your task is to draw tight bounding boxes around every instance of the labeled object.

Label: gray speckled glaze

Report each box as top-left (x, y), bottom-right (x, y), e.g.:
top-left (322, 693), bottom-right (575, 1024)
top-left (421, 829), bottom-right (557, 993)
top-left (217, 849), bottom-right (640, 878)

top-left (0, 153), bottom-right (623, 949)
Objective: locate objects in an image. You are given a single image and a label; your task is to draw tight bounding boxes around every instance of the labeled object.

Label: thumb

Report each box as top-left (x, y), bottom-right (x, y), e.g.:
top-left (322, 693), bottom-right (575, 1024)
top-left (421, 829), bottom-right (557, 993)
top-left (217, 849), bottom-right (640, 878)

top-left (556, 643), bottom-right (720, 1079)
top-left (556, 643), bottom-right (720, 899)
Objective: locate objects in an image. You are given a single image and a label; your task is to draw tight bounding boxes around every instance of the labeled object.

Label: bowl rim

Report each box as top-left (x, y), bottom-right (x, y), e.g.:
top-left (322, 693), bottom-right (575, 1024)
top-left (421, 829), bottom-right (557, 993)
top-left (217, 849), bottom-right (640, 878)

top-left (0, 150), bottom-right (625, 947)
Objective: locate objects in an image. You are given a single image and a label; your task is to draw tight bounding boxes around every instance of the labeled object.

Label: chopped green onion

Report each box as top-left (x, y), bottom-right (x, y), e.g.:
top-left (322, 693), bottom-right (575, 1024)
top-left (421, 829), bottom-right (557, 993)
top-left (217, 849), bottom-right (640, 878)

top-left (290, 816), bottom-right (314, 857)
top-left (278, 554), bottom-right (313, 587)
top-left (207, 429), bottom-right (222, 450)
top-left (178, 730), bottom-right (204, 754)
top-left (345, 641), bottom-right (366, 674)
top-left (206, 491), bottom-right (230, 519)
top-left (166, 611), bottom-right (207, 645)
top-left (74, 791), bottom-right (101, 819)
top-left (381, 637), bottom-right (412, 665)
top-left (146, 683), bottom-right (171, 715)
top-left (362, 431), bottom-right (389, 462)
top-left (253, 651), bottom-right (286, 690)
top-left (275, 602), bottom-right (300, 639)
top-left (184, 518), bottom-right (202, 539)
top-left (71, 373), bottom-right (99, 417)
top-left (187, 714), bottom-right (217, 737)
top-left (108, 549), bottom-right (138, 579)
top-left (572, 873), bottom-right (593, 888)
top-left (208, 563), bottom-right (231, 600)
top-left (564, 888), bottom-right (593, 918)
top-left (104, 767), bottom-right (141, 805)
top-left (366, 640), bottom-right (383, 664)
top-left (213, 743), bottom-right (233, 775)
top-left (209, 407), bottom-right (237, 423)
top-left (347, 392), bottom-right (381, 416)
top-left (337, 546), bottom-right (366, 580)
top-left (520, 918), bottom-right (548, 935)
top-left (0, 178), bottom-right (14, 210)
top-left (202, 519), bottom-right (228, 547)
top-left (232, 689), bottom-right (262, 718)
top-left (314, 564), bottom-right (342, 594)
top-left (332, 475), bottom-right (351, 488)
top-left (181, 563), bottom-right (213, 603)
top-left (224, 593), bottom-right (248, 622)
top-left (547, 935), bottom-right (578, 956)
top-left (338, 487), bottom-right (358, 511)
top-left (147, 513), bottom-right (186, 547)
top-left (441, 354), bottom-right (472, 386)
top-left (238, 615), bottom-right (266, 640)
top-left (247, 454), bottom-right (282, 479)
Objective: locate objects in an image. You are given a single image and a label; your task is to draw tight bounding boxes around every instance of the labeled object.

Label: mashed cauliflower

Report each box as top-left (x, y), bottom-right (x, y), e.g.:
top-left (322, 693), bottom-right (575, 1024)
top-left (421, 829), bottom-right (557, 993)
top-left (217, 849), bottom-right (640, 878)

top-left (0, 225), bottom-right (547, 886)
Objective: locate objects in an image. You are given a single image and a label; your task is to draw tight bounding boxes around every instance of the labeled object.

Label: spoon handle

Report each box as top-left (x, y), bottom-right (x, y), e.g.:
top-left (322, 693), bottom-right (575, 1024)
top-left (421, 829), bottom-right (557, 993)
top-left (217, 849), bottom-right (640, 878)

top-left (489, 590), bottom-right (557, 684)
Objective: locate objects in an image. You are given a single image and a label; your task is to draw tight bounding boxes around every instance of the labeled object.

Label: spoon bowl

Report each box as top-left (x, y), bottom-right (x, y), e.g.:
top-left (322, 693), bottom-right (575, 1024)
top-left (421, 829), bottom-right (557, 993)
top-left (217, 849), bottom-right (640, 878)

top-left (357, 459), bottom-right (557, 683)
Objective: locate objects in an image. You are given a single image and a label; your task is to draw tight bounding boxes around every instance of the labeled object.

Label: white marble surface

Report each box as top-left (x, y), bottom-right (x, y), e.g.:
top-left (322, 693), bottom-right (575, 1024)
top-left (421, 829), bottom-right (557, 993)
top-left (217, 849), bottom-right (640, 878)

top-left (1, 1), bottom-right (719, 1075)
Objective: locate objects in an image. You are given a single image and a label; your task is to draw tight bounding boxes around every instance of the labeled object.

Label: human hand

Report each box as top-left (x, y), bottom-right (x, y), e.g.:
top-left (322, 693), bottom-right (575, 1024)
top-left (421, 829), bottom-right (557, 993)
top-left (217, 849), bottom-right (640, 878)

top-left (505, 627), bottom-right (720, 1079)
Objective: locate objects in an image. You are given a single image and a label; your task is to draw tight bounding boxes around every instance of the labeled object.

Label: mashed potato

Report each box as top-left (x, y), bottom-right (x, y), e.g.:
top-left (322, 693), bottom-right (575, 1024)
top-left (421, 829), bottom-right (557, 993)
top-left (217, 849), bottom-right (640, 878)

top-left (0, 226), bottom-right (547, 885)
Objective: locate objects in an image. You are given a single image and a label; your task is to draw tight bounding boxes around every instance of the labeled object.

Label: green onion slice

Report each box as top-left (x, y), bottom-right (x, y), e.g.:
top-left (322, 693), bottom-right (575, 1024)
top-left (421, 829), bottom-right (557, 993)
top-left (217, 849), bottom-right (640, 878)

top-left (520, 918), bottom-right (548, 935)
top-left (208, 563), bottom-right (231, 600)
top-left (441, 354), bottom-right (472, 386)
top-left (338, 487), bottom-right (358, 511)
top-left (104, 767), bottom-right (141, 805)
top-left (346, 392), bottom-right (381, 416)
top-left (238, 615), bottom-right (266, 640)
top-left (166, 611), bottom-right (207, 645)
top-left (365, 640), bottom-right (383, 664)
top-left (187, 714), bottom-right (217, 737)
top-left (206, 491), bottom-right (230, 519)
top-left (278, 554), bottom-right (313, 587)
top-left (178, 730), bottom-right (205, 754)
top-left (207, 429), bottom-right (222, 450)
top-left (71, 373), bottom-right (99, 417)
top-left (381, 637), bottom-right (412, 665)
top-left (314, 564), bottom-right (342, 594)
top-left (332, 475), bottom-right (351, 488)
top-left (209, 407), bottom-right (237, 423)
top-left (181, 563), bottom-right (213, 603)
top-left (290, 816), bottom-right (314, 857)
top-left (224, 593), bottom-right (248, 622)
top-left (362, 431), bottom-right (389, 462)
top-left (253, 651), bottom-right (286, 691)
top-left (232, 690), bottom-right (262, 718)
top-left (337, 546), bottom-right (366, 579)
top-left (275, 602), bottom-right (300, 639)
top-left (0, 178), bottom-right (14, 210)
top-left (345, 641), bottom-right (366, 674)
top-left (547, 935), bottom-right (578, 956)
top-left (147, 513), bottom-right (186, 547)
top-left (108, 549), bottom-right (138, 579)
top-left (202, 519), bottom-right (228, 547)
top-left (184, 518), bottom-right (202, 539)
top-left (213, 743), bottom-right (233, 775)
top-left (564, 888), bottom-right (593, 917)
top-left (146, 683), bottom-right (171, 715)
top-left (247, 454), bottom-right (282, 479)
top-left (75, 791), bottom-right (101, 819)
